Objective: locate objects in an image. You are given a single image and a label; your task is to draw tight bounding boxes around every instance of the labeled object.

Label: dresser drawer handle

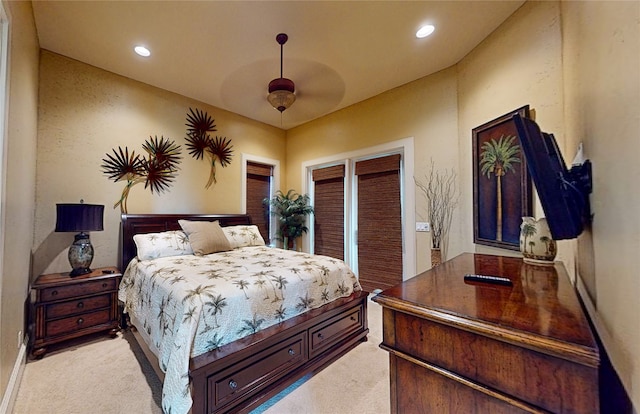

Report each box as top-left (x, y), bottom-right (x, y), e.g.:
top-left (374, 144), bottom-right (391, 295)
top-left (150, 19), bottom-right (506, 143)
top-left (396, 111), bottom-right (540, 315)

top-left (288, 348), bottom-right (295, 356)
top-left (51, 290), bottom-right (58, 297)
top-left (228, 379), bottom-right (238, 390)
top-left (317, 333), bottom-right (324, 339)
top-left (77, 318), bottom-right (84, 325)
top-left (77, 302), bottom-right (84, 309)
top-left (102, 283), bottom-right (108, 288)
top-left (350, 316), bottom-right (356, 321)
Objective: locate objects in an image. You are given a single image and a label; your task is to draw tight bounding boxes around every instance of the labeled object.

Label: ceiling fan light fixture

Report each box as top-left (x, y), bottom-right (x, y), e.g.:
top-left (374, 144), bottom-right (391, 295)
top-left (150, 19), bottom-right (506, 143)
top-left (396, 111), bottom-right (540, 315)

top-left (267, 33), bottom-right (296, 113)
top-left (268, 77), bottom-right (296, 112)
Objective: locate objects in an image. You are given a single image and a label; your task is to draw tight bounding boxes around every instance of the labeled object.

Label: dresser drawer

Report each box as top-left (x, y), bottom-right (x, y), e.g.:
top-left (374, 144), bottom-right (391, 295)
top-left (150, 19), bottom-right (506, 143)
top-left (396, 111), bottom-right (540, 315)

top-left (210, 332), bottom-right (307, 408)
top-left (40, 278), bottom-right (117, 302)
top-left (45, 294), bottom-right (111, 319)
top-left (46, 309), bottom-right (111, 337)
top-left (309, 305), bottom-right (363, 357)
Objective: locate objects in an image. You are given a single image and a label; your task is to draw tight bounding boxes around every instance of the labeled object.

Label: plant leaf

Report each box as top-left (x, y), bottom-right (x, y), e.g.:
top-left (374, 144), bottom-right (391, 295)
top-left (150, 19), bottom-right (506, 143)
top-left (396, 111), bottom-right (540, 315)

top-left (101, 146), bottom-right (144, 181)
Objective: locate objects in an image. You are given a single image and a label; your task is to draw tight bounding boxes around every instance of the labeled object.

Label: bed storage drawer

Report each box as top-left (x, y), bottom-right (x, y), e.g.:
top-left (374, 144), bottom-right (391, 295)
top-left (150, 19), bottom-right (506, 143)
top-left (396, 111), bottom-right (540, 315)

top-left (210, 332), bottom-right (308, 408)
top-left (309, 304), bottom-right (364, 357)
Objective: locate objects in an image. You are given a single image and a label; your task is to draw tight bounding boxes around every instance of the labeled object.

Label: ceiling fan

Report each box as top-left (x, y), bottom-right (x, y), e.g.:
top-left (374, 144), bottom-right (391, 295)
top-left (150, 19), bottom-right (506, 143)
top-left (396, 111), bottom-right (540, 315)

top-left (267, 33), bottom-right (296, 113)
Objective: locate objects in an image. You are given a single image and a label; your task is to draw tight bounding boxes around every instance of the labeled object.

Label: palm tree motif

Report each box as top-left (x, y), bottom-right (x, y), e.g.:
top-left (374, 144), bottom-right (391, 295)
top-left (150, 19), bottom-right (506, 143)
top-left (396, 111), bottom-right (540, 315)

top-left (479, 134), bottom-right (521, 241)
top-left (205, 333), bottom-right (225, 352)
top-left (528, 240), bottom-right (535, 254)
top-left (237, 314), bottom-right (266, 335)
top-left (274, 304), bottom-right (287, 321)
top-left (520, 221), bottom-right (537, 253)
top-left (101, 136), bottom-right (182, 213)
top-left (540, 235), bottom-right (552, 255)
top-left (205, 294), bottom-right (228, 328)
top-left (184, 108), bottom-right (234, 189)
top-left (295, 293), bottom-right (315, 312)
top-left (233, 279), bottom-right (250, 299)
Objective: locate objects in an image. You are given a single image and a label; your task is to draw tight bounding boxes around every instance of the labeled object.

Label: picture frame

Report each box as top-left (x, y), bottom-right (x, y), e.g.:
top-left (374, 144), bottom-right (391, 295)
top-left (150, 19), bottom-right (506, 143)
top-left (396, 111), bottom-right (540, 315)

top-left (472, 105), bottom-right (533, 250)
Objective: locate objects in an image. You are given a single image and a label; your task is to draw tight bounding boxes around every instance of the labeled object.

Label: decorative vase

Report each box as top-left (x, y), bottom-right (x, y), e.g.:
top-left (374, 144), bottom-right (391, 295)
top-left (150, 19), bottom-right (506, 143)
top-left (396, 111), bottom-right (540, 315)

top-left (519, 217), bottom-right (557, 265)
top-left (431, 248), bottom-right (442, 267)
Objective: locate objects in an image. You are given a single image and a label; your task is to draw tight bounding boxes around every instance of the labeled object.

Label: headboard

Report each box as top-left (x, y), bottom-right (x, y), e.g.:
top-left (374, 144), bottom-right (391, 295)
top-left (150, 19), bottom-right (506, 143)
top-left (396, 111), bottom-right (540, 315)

top-left (120, 213), bottom-right (252, 271)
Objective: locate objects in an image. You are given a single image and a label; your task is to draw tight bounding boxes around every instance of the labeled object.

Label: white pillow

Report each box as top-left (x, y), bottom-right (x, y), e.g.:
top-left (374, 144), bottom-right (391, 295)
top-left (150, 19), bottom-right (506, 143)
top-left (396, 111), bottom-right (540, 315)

top-left (222, 225), bottom-right (266, 248)
top-left (133, 230), bottom-right (193, 260)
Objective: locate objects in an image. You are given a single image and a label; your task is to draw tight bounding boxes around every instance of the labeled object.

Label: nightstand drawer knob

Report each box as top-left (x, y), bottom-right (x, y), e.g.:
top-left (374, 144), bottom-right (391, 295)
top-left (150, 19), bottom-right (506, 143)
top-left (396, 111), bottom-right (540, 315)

top-left (77, 318), bottom-right (84, 325)
top-left (102, 283), bottom-right (108, 288)
top-left (77, 302), bottom-right (84, 309)
top-left (51, 290), bottom-right (58, 296)
top-left (228, 379), bottom-right (238, 390)
top-left (288, 348), bottom-right (295, 356)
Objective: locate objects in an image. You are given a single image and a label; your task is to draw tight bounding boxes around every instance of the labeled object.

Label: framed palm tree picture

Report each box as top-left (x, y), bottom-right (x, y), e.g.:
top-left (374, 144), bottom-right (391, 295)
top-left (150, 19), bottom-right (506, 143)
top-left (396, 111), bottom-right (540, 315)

top-left (472, 105), bottom-right (533, 250)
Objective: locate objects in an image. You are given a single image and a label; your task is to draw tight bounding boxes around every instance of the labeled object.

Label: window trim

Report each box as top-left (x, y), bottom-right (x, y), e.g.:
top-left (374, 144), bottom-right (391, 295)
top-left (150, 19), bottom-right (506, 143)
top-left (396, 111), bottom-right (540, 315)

top-left (241, 153), bottom-right (280, 243)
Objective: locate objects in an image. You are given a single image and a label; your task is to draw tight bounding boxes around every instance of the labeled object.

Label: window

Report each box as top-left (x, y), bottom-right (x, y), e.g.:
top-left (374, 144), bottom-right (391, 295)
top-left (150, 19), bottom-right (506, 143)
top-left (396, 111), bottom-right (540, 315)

top-left (245, 161), bottom-right (273, 243)
top-left (304, 138), bottom-right (416, 289)
top-left (312, 164), bottom-right (345, 260)
top-left (354, 154), bottom-right (403, 292)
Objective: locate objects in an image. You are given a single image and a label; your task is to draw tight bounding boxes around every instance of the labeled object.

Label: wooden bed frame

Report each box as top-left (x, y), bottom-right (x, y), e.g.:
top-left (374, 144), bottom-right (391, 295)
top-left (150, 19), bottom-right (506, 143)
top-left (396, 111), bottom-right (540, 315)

top-left (120, 213), bottom-right (369, 414)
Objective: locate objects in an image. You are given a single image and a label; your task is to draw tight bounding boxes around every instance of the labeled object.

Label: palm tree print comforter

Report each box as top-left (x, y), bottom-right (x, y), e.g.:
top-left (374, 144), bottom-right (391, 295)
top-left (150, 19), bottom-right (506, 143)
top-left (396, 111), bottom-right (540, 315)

top-left (118, 245), bottom-right (362, 414)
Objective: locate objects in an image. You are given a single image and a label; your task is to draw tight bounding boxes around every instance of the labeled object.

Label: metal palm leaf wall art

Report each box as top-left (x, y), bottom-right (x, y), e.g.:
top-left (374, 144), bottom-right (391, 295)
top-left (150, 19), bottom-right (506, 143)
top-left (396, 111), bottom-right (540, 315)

top-left (184, 108), bottom-right (234, 189)
top-left (101, 136), bottom-right (182, 213)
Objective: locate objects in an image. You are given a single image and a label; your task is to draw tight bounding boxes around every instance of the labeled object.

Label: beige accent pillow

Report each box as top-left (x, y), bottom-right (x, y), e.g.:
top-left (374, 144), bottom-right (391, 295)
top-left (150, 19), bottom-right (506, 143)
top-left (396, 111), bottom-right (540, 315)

top-left (178, 220), bottom-right (231, 255)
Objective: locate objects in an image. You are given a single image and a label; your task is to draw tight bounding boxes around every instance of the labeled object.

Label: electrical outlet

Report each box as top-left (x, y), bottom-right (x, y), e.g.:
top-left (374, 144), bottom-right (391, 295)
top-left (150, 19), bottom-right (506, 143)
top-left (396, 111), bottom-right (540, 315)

top-left (416, 222), bottom-right (430, 232)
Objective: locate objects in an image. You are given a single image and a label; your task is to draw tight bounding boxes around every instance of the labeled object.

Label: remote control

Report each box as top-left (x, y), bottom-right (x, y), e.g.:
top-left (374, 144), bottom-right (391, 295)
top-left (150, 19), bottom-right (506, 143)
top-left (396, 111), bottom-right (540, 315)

top-left (464, 274), bottom-right (513, 286)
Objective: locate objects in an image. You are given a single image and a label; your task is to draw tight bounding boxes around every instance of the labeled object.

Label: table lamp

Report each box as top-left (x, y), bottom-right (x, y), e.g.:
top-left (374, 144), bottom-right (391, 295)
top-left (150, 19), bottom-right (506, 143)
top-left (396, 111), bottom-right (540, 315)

top-left (55, 201), bottom-right (104, 276)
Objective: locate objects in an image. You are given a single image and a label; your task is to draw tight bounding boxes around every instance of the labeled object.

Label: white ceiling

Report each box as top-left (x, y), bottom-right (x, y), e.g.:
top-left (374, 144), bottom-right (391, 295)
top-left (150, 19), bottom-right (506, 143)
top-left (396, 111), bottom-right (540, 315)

top-left (31, 1), bottom-right (524, 130)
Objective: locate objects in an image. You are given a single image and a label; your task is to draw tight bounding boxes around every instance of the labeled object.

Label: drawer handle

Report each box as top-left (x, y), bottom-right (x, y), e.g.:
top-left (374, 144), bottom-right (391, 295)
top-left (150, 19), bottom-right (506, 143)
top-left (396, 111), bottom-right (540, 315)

top-left (102, 283), bottom-right (108, 288)
top-left (228, 379), bottom-right (238, 390)
top-left (51, 290), bottom-right (58, 297)
top-left (350, 316), bottom-right (356, 321)
top-left (77, 302), bottom-right (84, 309)
top-left (77, 318), bottom-right (84, 325)
top-left (317, 333), bottom-right (324, 339)
top-left (288, 348), bottom-right (295, 356)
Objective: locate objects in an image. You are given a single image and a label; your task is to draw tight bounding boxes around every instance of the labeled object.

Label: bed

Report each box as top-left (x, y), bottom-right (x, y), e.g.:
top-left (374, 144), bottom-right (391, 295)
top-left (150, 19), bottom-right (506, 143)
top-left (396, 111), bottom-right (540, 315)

top-left (118, 213), bottom-right (369, 414)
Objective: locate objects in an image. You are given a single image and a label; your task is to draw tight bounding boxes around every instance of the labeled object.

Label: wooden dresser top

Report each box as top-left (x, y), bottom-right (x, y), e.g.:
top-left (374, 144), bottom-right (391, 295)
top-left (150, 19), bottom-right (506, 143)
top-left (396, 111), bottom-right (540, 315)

top-left (373, 253), bottom-right (599, 366)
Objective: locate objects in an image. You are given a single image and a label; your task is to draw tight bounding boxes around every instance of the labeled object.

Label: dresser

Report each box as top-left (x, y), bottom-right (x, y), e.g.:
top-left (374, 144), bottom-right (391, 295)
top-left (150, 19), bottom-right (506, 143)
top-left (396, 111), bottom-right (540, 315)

top-left (31, 267), bottom-right (121, 358)
top-left (372, 253), bottom-right (599, 413)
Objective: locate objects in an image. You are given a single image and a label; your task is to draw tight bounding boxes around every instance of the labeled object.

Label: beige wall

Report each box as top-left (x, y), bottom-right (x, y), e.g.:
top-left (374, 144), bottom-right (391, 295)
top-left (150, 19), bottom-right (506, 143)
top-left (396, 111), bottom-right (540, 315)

top-left (287, 68), bottom-right (460, 273)
top-left (562, 1), bottom-right (640, 408)
top-left (34, 51), bottom-right (286, 276)
top-left (0, 0), bottom-right (39, 400)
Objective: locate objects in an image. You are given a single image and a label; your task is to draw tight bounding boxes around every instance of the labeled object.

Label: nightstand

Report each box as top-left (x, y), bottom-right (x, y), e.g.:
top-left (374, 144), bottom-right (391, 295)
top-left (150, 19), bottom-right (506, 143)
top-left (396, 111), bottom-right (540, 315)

top-left (31, 266), bottom-right (122, 358)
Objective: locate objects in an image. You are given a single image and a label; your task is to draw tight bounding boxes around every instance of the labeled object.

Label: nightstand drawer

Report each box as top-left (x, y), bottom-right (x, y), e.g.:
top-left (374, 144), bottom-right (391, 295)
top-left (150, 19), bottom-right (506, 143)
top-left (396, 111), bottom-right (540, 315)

top-left (46, 309), bottom-right (111, 337)
top-left (46, 294), bottom-right (111, 319)
top-left (40, 278), bottom-right (117, 302)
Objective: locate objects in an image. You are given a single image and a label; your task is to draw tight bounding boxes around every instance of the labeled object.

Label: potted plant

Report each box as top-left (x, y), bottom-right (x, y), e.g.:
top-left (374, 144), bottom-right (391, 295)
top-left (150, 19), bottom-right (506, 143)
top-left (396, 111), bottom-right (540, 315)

top-left (265, 189), bottom-right (314, 250)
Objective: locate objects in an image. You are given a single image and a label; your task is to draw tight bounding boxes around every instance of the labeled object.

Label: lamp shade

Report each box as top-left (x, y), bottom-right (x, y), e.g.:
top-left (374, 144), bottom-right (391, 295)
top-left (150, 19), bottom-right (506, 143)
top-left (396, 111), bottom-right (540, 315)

top-left (55, 203), bottom-right (104, 233)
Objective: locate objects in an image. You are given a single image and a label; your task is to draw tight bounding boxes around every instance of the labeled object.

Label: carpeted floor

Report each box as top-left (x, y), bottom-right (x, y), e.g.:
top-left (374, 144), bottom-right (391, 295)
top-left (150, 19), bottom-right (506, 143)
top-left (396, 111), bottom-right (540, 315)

top-left (13, 297), bottom-right (388, 414)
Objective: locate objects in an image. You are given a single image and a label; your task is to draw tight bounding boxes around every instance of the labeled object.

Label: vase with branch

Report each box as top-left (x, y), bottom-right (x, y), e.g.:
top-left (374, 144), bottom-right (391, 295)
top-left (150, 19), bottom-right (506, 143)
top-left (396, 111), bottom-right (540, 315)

top-left (184, 108), bottom-right (234, 189)
top-left (101, 136), bottom-right (182, 213)
top-left (415, 161), bottom-right (459, 266)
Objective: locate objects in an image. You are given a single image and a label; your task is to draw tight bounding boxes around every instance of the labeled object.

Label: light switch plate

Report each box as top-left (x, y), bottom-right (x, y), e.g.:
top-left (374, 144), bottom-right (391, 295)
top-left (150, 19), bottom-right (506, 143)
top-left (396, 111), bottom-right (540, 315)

top-left (416, 222), bottom-right (430, 232)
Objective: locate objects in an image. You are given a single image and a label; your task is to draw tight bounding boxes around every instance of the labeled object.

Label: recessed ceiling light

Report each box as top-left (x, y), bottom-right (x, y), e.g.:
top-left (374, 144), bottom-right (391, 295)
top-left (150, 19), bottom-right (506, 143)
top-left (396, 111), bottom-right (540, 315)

top-left (134, 45), bottom-right (151, 57)
top-left (416, 25), bottom-right (435, 39)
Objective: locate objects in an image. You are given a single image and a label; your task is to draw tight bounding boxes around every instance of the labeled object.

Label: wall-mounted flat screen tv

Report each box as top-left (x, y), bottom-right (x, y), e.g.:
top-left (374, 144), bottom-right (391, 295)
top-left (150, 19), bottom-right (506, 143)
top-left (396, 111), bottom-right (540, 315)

top-left (512, 114), bottom-right (592, 240)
